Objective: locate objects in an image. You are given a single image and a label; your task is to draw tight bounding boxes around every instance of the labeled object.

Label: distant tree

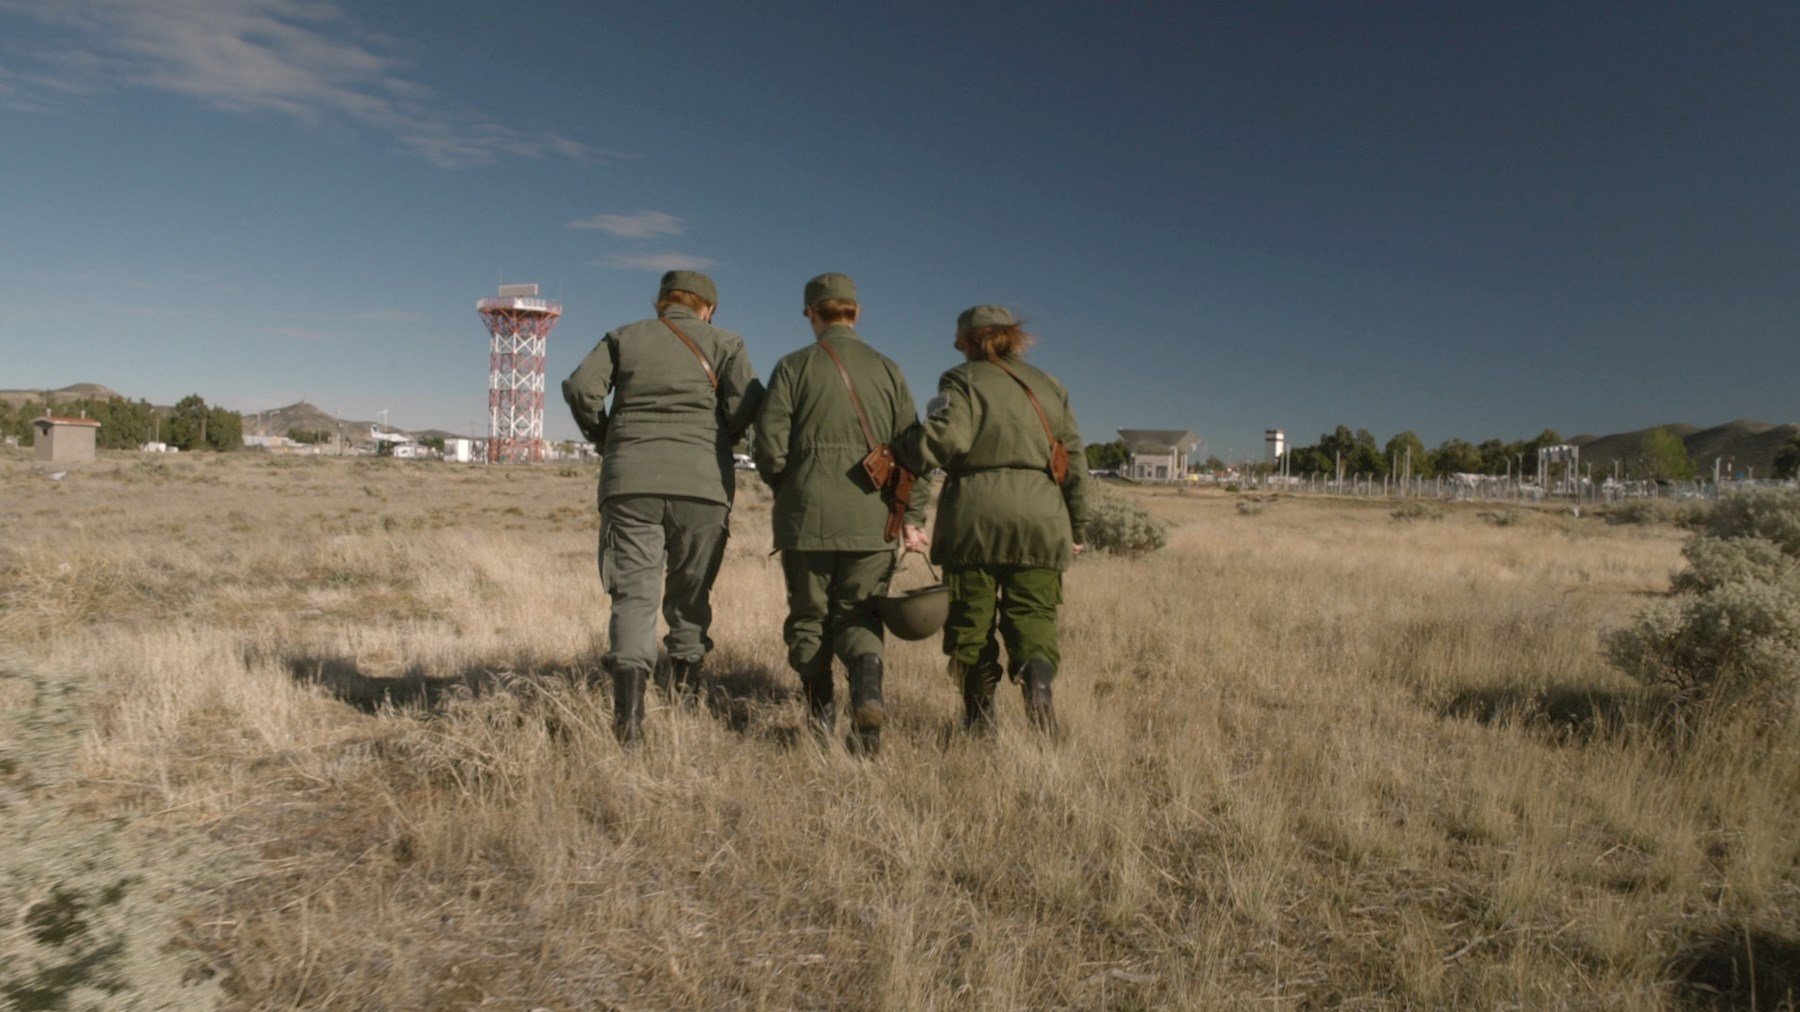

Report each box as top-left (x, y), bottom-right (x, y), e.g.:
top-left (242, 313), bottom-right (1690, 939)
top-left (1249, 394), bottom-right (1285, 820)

top-left (205, 405), bottom-right (242, 451)
top-left (1085, 439), bottom-right (1130, 472)
top-left (167, 395), bottom-right (208, 450)
top-left (288, 428), bottom-right (331, 445)
top-left (1476, 438), bottom-right (1513, 475)
top-left (12, 399), bottom-right (49, 445)
top-left (1312, 426), bottom-right (1386, 476)
top-left (1639, 426), bottom-right (1694, 481)
top-left (1384, 431), bottom-right (1427, 477)
top-left (1429, 438), bottom-right (1483, 476)
top-left (1202, 455), bottom-right (1225, 472)
top-left (421, 436), bottom-right (446, 453)
top-left (1776, 435), bottom-right (1800, 480)
top-left (1523, 428), bottom-right (1563, 456)
top-left (165, 394), bottom-right (241, 451)
top-left (1280, 446), bottom-right (1325, 474)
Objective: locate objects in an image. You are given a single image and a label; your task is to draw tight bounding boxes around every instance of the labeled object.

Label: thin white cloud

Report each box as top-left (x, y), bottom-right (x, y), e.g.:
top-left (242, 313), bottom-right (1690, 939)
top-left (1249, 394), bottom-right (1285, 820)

top-left (568, 211), bottom-right (686, 238)
top-left (110, 305), bottom-right (191, 318)
top-left (599, 252), bottom-right (721, 272)
top-left (260, 325), bottom-right (335, 340)
top-left (0, 0), bottom-right (611, 167)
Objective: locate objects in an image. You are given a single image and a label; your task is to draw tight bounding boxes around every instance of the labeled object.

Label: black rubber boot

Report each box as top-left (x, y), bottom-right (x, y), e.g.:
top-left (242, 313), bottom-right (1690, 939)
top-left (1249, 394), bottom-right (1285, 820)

top-left (800, 655), bottom-right (835, 743)
top-left (847, 655), bottom-right (885, 756)
top-left (958, 660), bottom-right (1001, 734)
top-left (611, 666), bottom-right (646, 747)
top-left (1021, 658), bottom-right (1057, 735)
top-left (669, 656), bottom-right (703, 710)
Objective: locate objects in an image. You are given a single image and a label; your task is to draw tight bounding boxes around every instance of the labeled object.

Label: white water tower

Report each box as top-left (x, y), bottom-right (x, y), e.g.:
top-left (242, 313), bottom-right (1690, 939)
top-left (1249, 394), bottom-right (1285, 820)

top-left (1264, 428), bottom-right (1286, 465)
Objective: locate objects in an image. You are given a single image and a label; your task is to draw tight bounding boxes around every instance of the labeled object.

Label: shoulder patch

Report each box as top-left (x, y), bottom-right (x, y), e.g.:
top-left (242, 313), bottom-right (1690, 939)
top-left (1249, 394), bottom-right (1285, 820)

top-left (926, 395), bottom-right (951, 421)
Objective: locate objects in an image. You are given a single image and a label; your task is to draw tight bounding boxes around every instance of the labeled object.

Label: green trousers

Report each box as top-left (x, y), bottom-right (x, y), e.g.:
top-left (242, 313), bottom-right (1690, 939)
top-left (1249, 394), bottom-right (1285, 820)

top-left (599, 495), bottom-right (730, 677)
top-left (942, 565), bottom-right (1062, 676)
top-left (780, 550), bottom-right (891, 672)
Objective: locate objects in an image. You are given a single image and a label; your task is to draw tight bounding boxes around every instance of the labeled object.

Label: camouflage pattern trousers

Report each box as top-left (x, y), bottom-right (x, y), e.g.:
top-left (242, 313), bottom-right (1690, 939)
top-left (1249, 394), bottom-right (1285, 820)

top-left (599, 494), bottom-right (729, 677)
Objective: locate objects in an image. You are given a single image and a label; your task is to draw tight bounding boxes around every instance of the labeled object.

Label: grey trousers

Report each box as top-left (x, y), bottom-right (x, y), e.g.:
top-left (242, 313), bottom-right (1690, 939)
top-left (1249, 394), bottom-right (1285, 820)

top-left (599, 495), bottom-right (730, 677)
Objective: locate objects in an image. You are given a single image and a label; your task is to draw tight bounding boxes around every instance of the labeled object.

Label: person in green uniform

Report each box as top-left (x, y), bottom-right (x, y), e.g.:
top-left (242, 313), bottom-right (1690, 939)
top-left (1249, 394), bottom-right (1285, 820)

top-left (897, 305), bottom-right (1090, 734)
top-left (753, 273), bottom-right (930, 754)
top-left (562, 270), bottom-right (763, 745)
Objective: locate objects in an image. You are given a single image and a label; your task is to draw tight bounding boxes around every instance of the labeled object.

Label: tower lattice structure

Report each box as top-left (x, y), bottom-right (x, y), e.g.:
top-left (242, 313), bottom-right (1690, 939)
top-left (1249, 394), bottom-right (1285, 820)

top-left (477, 284), bottom-right (563, 463)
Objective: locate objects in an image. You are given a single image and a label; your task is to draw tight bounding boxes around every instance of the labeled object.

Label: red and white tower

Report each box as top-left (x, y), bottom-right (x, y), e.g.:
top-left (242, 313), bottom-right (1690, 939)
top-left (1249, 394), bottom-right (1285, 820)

top-left (477, 283), bottom-right (562, 463)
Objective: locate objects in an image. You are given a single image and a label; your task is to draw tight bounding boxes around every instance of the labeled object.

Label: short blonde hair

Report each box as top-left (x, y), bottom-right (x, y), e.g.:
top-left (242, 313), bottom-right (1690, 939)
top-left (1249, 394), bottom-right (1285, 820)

top-left (956, 323), bottom-right (1033, 361)
top-left (656, 289), bottom-right (712, 316)
top-left (807, 297), bottom-right (859, 325)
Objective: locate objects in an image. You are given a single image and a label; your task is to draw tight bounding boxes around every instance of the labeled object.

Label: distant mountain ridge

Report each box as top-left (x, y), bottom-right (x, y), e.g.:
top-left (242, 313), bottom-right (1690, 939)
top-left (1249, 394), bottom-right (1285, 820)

top-left (243, 402), bottom-right (464, 442)
top-left (1571, 420), bottom-right (1799, 476)
top-left (0, 383), bottom-right (124, 407)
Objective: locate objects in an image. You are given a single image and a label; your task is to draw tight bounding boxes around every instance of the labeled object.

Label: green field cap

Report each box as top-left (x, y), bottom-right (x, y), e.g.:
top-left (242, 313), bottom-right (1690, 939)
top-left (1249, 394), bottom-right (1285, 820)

top-left (659, 270), bottom-right (718, 306)
top-left (804, 272), bottom-right (857, 305)
top-left (956, 304), bottom-right (1016, 332)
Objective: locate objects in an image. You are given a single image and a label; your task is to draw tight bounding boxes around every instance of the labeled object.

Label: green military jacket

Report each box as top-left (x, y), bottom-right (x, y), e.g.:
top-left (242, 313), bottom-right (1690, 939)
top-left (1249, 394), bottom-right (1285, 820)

top-left (562, 305), bottom-right (762, 507)
top-left (897, 355), bottom-right (1090, 570)
top-left (753, 324), bottom-right (930, 552)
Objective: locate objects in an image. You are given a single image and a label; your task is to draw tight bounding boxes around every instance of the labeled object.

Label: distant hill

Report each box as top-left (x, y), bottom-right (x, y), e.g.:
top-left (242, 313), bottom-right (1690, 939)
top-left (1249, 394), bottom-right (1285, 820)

top-left (0, 383), bottom-right (124, 406)
top-left (244, 402), bottom-right (380, 438)
top-left (1571, 420), bottom-right (1799, 477)
top-left (243, 403), bottom-right (460, 441)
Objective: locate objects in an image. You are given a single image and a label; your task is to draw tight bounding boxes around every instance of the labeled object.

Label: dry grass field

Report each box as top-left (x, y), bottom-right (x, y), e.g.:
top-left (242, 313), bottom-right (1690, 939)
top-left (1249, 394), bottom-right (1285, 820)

top-left (3, 450), bottom-right (1796, 1010)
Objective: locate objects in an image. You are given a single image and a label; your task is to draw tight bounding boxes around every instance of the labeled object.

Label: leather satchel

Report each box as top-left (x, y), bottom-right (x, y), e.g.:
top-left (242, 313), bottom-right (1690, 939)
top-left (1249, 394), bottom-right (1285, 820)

top-left (819, 340), bottom-right (917, 542)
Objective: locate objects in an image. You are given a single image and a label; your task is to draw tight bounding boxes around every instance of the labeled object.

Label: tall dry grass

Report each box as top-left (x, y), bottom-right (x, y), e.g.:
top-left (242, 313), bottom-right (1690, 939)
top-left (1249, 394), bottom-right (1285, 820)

top-left (2, 451), bottom-right (1796, 1009)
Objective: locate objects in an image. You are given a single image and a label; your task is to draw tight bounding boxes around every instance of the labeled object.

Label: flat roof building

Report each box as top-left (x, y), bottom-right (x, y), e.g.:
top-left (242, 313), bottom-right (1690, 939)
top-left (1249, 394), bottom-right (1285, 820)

top-left (1118, 428), bottom-right (1200, 482)
top-left (32, 416), bottom-right (101, 464)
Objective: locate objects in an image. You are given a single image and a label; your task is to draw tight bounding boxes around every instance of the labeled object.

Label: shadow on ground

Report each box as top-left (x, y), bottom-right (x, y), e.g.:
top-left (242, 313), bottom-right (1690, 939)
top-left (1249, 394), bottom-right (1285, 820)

top-left (278, 651), bottom-right (601, 714)
top-left (688, 648), bottom-right (796, 743)
top-left (278, 646), bottom-right (798, 744)
top-left (1438, 684), bottom-right (1646, 744)
top-left (1674, 926), bottom-right (1800, 1010)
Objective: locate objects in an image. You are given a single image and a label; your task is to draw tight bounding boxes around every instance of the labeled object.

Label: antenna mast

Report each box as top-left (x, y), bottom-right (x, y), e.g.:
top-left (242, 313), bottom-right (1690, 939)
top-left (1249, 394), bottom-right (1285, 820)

top-left (476, 283), bottom-right (563, 463)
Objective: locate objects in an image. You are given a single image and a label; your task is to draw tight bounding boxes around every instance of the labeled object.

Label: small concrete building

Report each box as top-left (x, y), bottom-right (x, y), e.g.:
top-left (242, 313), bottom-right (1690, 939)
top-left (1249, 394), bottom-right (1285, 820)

top-left (1119, 428), bottom-right (1200, 482)
top-left (32, 416), bottom-right (101, 464)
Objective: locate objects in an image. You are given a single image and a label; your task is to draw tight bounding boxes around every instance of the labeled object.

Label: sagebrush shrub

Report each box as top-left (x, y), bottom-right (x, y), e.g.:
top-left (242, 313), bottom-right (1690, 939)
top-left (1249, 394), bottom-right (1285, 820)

top-left (1608, 492), bottom-right (1800, 722)
top-left (1702, 490), bottom-right (1800, 555)
top-left (1671, 537), bottom-right (1790, 595)
top-left (1084, 484), bottom-right (1168, 556)
top-left (1391, 501), bottom-right (1445, 522)
top-left (1604, 500), bottom-right (1659, 525)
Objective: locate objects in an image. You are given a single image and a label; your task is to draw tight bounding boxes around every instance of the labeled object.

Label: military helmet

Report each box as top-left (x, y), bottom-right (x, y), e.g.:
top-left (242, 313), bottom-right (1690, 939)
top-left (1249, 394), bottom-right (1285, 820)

top-left (880, 582), bottom-right (949, 641)
top-left (880, 551), bottom-right (948, 640)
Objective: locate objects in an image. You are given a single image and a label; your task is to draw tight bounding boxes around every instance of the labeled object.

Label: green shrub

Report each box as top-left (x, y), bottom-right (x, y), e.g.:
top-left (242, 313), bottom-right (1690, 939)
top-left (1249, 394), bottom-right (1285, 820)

top-left (1702, 491), bottom-right (1800, 556)
top-left (1085, 484), bottom-right (1168, 556)
top-left (1390, 501), bottom-right (1445, 522)
top-left (1608, 492), bottom-right (1800, 724)
top-left (1603, 500), bottom-right (1659, 525)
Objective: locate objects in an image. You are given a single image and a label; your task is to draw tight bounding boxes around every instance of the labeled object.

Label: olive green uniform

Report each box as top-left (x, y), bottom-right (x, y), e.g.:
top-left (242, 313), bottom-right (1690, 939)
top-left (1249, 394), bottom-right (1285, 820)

top-left (562, 304), bottom-right (762, 678)
top-left (898, 354), bottom-right (1089, 678)
top-left (753, 323), bottom-right (929, 672)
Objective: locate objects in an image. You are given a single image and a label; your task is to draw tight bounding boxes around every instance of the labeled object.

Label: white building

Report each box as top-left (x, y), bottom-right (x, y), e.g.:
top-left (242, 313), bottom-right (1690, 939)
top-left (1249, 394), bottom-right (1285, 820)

top-left (1118, 429), bottom-right (1200, 482)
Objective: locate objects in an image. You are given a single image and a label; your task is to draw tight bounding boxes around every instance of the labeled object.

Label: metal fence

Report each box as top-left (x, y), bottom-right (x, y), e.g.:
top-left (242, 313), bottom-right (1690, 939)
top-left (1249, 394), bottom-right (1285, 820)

top-left (1183, 473), bottom-right (1798, 504)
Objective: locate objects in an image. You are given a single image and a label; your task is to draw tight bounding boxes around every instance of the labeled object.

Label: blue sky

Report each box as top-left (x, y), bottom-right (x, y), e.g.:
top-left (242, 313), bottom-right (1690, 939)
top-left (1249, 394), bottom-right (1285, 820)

top-left (1, 1), bottom-right (1794, 456)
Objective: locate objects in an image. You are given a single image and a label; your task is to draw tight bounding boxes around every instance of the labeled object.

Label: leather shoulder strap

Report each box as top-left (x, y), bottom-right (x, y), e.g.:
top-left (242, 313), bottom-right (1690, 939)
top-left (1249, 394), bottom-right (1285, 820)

top-left (991, 358), bottom-right (1057, 449)
top-left (818, 339), bottom-right (879, 453)
top-left (660, 317), bottom-right (718, 391)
